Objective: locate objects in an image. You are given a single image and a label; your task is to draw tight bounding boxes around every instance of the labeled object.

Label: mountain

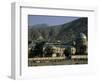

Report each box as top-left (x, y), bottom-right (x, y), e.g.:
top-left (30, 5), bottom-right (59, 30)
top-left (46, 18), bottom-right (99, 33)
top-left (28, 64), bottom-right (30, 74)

top-left (28, 17), bottom-right (88, 43)
top-left (29, 24), bottom-right (49, 28)
top-left (56, 18), bottom-right (88, 42)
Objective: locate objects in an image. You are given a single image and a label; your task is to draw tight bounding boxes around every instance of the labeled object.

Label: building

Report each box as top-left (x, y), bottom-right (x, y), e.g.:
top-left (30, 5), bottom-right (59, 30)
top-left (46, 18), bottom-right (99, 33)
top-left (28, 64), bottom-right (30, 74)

top-left (75, 33), bottom-right (88, 55)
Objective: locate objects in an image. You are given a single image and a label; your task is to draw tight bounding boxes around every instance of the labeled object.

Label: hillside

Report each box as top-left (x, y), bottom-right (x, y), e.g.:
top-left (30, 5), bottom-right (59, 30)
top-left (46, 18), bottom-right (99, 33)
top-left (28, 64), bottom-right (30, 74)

top-left (28, 17), bottom-right (88, 43)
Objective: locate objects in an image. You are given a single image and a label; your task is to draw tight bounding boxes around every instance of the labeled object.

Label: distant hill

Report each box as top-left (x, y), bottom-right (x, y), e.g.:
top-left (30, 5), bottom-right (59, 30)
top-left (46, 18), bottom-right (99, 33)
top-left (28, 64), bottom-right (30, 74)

top-left (28, 17), bottom-right (88, 43)
top-left (29, 24), bottom-right (49, 28)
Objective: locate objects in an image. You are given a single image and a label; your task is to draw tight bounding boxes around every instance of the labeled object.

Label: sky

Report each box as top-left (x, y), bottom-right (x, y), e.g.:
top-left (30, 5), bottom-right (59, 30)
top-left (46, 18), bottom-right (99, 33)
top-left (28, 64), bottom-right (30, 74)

top-left (28, 15), bottom-right (80, 26)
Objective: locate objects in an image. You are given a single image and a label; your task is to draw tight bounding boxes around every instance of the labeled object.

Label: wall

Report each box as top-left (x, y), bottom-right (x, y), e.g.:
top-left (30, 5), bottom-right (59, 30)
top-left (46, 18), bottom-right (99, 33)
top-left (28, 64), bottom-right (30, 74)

top-left (0, 0), bottom-right (100, 81)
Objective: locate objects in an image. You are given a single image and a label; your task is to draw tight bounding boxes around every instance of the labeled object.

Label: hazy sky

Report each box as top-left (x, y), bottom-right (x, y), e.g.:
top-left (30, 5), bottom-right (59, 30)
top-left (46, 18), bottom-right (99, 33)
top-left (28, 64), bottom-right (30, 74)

top-left (28, 15), bottom-right (80, 26)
